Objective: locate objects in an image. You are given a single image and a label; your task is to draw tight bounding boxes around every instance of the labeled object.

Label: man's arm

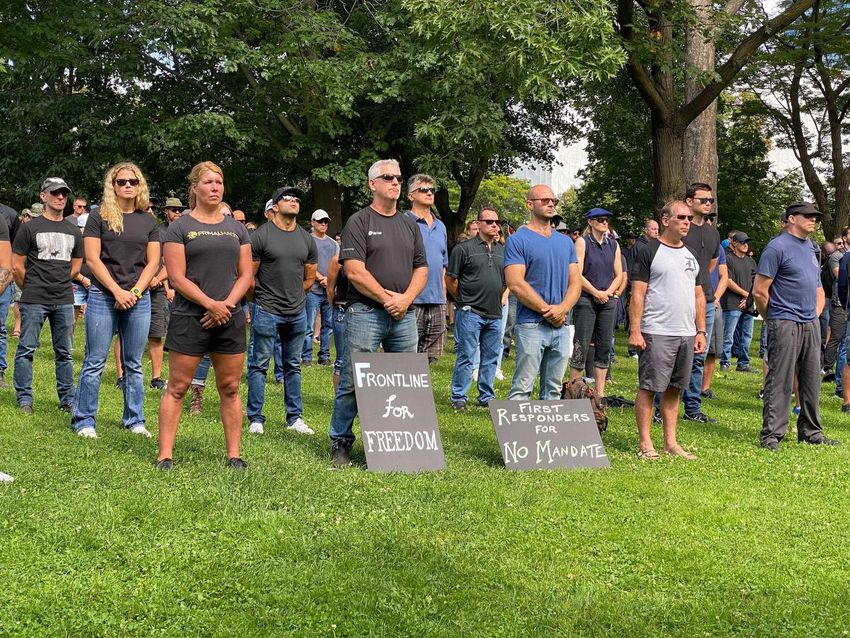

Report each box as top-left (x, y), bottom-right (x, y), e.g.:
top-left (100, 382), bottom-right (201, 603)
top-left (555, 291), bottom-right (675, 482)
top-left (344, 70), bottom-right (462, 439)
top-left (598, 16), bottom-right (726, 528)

top-left (505, 263), bottom-right (550, 316)
top-left (628, 280), bottom-right (647, 351)
top-left (0, 241), bottom-right (11, 295)
top-left (543, 263), bottom-right (582, 327)
top-left (445, 274), bottom-right (459, 300)
top-left (11, 253), bottom-right (25, 289)
top-left (816, 286), bottom-right (825, 317)
top-left (302, 263), bottom-right (318, 292)
top-left (713, 263), bottom-right (729, 305)
top-left (694, 286), bottom-right (707, 354)
top-left (752, 274), bottom-right (773, 318)
top-left (326, 254), bottom-right (340, 306)
top-left (344, 259), bottom-right (392, 305)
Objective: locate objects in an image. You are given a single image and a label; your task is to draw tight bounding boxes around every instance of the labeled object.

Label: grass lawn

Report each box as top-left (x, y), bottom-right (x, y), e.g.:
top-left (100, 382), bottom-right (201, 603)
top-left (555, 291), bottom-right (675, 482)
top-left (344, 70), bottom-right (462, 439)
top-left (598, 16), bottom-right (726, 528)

top-left (2, 320), bottom-right (850, 637)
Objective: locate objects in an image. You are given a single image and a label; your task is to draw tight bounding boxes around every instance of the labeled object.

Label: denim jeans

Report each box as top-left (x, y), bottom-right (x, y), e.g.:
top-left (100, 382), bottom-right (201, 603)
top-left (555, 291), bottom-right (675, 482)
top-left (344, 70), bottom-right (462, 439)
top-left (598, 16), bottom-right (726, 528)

top-left (71, 287), bottom-right (151, 431)
top-left (329, 303), bottom-right (417, 444)
top-left (836, 338), bottom-right (846, 394)
top-left (0, 285), bottom-right (13, 371)
top-left (682, 302), bottom-right (716, 415)
top-left (247, 304), bottom-right (307, 425)
top-left (332, 305), bottom-right (347, 373)
top-left (451, 306), bottom-right (502, 404)
top-left (472, 300), bottom-right (509, 371)
top-left (721, 309), bottom-right (754, 368)
top-left (14, 302), bottom-right (75, 407)
top-left (192, 354), bottom-right (212, 386)
top-left (302, 290), bottom-right (333, 363)
top-left (509, 321), bottom-right (573, 401)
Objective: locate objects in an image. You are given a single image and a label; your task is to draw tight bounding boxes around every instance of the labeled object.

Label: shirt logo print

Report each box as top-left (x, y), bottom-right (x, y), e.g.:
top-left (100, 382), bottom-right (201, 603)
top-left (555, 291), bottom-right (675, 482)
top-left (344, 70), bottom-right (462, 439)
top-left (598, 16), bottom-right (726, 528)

top-left (368, 230), bottom-right (383, 236)
top-left (36, 232), bottom-right (75, 262)
top-left (684, 257), bottom-right (697, 273)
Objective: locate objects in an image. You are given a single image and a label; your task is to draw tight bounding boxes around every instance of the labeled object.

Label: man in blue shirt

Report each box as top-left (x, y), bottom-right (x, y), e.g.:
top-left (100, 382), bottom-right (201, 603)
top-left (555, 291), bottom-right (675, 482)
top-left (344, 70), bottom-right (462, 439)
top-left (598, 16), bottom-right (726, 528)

top-left (504, 185), bottom-right (581, 400)
top-left (406, 174), bottom-right (448, 365)
top-left (753, 202), bottom-right (839, 450)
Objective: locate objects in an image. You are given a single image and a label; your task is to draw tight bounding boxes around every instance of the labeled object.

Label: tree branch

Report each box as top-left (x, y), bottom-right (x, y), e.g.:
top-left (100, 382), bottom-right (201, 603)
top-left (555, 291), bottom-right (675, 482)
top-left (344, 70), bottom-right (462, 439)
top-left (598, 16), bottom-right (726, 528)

top-left (616, 0), bottom-right (671, 118)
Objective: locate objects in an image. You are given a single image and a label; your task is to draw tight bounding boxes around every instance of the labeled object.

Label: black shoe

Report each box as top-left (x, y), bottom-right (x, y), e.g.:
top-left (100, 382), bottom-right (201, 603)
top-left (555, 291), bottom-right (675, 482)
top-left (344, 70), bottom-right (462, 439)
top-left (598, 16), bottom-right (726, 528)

top-left (331, 441), bottom-right (352, 468)
top-left (476, 399), bottom-right (490, 408)
top-left (760, 440), bottom-right (780, 452)
top-left (653, 409), bottom-right (663, 424)
top-left (758, 389), bottom-right (764, 400)
top-left (150, 377), bottom-right (166, 390)
top-left (0, 370), bottom-right (6, 389)
top-left (683, 412), bottom-right (717, 424)
top-left (736, 366), bottom-right (759, 374)
top-left (841, 404), bottom-right (850, 414)
top-left (156, 458), bottom-right (173, 472)
top-left (452, 400), bottom-right (467, 412)
top-left (823, 372), bottom-right (836, 383)
top-left (836, 389), bottom-right (844, 398)
top-left (799, 437), bottom-right (841, 446)
top-left (115, 377), bottom-right (124, 389)
top-left (719, 363), bottom-right (730, 371)
top-left (226, 456), bottom-right (248, 470)
top-left (700, 389), bottom-right (715, 400)
top-left (18, 403), bottom-right (33, 415)
top-left (301, 360), bottom-right (313, 367)
top-left (59, 403), bottom-right (72, 414)
top-left (317, 359), bottom-right (332, 367)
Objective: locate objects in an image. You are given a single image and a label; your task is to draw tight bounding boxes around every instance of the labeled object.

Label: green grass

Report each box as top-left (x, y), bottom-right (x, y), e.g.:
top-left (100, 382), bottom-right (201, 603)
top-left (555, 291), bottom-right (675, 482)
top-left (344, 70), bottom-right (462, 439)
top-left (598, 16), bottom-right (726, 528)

top-left (2, 322), bottom-right (850, 637)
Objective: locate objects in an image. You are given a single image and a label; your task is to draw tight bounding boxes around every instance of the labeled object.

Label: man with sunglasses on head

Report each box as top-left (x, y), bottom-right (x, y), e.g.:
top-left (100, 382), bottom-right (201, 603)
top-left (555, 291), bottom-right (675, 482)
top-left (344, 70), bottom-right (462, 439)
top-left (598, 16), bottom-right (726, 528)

top-left (679, 182), bottom-right (721, 424)
top-left (446, 207), bottom-right (505, 410)
top-left (329, 159), bottom-right (427, 468)
top-left (754, 202), bottom-right (839, 451)
top-left (301, 209), bottom-right (338, 366)
top-left (504, 185), bottom-right (581, 401)
top-left (246, 185), bottom-right (317, 436)
top-left (405, 174), bottom-right (448, 365)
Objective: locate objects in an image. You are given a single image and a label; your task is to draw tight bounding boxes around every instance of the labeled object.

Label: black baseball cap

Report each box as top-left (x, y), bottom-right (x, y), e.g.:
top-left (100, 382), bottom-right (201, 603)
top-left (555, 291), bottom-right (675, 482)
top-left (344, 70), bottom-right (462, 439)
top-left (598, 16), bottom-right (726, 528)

top-left (272, 186), bottom-right (306, 204)
top-left (782, 201), bottom-right (821, 222)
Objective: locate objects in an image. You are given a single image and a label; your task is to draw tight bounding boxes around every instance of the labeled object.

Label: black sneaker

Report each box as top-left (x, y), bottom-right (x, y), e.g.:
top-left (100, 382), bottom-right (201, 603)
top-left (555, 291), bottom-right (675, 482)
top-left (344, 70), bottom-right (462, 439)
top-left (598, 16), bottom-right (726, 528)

top-left (317, 359), bottom-right (332, 366)
top-left (760, 440), bottom-right (780, 452)
top-left (683, 412), bottom-right (717, 424)
top-left (799, 437), bottom-right (841, 446)
top-left (476, 399), bottom-right (491, 408)
top-left (331, 441), bottom-right (352, 469)
top-left (700, 389), bottom-right (715, 400)
top-left (841, 404), bottom-right (850, 414)
top-left (0, 369), bottom-right (6, 389)
top-left (150, 377), bottom-right (166, 390)
top-left (59, 403), bottom-right (72, 414)
top-left (653, 409), bottom-right (663, 424)
top-left (115, 377), bottom-right (124, 389)
top-left (823, 372), bottom-right (836, 383)
top-left (719, 363), bottom-right (730, 371)
top-left (226, 457), bottom-right (248, 470)
top-left (156, 458), bottom-right (173, 471)
top-left (736, 366), bottom-right (759, 374)
top-left (452, 400), bottom-right (467, 412)
top-left (18, 403), bottom-right (33, 415)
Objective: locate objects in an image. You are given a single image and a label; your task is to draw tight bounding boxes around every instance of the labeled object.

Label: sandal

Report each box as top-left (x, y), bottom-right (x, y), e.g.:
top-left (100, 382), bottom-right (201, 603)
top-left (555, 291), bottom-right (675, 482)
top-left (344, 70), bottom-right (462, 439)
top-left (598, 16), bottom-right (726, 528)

top-left (638, 448), bottom-right (660, 460)
top-left (664, 446), bottom-right (697, 461)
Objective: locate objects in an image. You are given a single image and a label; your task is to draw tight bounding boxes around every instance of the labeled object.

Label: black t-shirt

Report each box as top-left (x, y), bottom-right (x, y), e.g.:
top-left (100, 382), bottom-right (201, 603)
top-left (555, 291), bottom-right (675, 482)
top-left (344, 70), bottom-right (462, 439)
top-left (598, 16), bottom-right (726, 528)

top-left (12, 216), bottom-right (83, 304)
top-left (84, 210), bottom-right (159, 294)
top-left (446, 237), bottom-right (505, 318)
top-left (163, 214), bottom-right (250, 316)
top-left (722, 252), bottom-right (757, 311)
top-left (339, 206), bottom-right (427, 308)
top-left (0, 215), bottom-right (9, 243)
top-left (682, 222), bottom-right (721, 302)
top-left (251, 221), bottom-right (317, 316)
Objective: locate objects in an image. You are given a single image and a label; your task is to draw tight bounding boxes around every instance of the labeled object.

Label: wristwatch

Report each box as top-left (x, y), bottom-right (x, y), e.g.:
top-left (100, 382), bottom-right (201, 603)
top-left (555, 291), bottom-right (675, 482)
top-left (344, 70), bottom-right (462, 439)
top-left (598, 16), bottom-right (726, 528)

top-left (131, 287), bottom-right (143, 299)
top-left (696, 330), bottom-right (707, 336)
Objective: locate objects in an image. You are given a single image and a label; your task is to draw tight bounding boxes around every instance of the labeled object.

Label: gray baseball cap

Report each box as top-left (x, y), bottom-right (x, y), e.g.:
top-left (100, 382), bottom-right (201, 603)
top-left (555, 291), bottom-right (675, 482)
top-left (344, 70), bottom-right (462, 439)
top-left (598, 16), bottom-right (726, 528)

top-left (41, 177), bottom-right (71, 194)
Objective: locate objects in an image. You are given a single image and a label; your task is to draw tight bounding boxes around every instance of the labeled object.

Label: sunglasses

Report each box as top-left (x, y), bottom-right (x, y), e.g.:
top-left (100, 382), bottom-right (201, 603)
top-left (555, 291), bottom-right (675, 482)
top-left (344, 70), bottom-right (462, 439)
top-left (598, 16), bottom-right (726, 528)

top-left (477, 219), bottom-right (502, 225)
top-left (694, 197), bottom-right (715, 204)
top-left (277, 195), bottom-right (300, 203)
top-left (375, 174), bottom-right (403, 183)
top-left (675, 214), bottom-right (695, 221)
top-left (165, 207), bottom-right (182, 213)
top-left (412, 187), bottom-right (436, 194)
top-left (115, 178), bottom-right (140, 187)
top-left (314, 219), bottom-right (329, 224)
top-left (529, 197), bottom-right (560, 206)
top-left (592, 217), bottom-right (610, 224)
top-left (73, 204), bottom-right (86, 209)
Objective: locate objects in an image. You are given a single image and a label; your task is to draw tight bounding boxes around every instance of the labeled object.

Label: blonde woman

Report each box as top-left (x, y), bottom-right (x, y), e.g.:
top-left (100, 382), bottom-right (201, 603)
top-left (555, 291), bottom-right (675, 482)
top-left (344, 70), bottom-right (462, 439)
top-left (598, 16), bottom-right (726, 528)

top-left (71, 163), bottom-right (160, 438)
top-left (157, 162), bottom-right (252, 471)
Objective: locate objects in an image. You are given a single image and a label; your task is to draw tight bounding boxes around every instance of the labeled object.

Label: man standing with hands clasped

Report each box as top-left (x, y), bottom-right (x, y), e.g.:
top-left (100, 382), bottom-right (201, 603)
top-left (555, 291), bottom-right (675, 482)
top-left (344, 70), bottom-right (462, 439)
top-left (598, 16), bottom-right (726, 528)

top-left (753, 202), bottom-right (839, 451)
top-left (629, 201), bottom-right (706, 461)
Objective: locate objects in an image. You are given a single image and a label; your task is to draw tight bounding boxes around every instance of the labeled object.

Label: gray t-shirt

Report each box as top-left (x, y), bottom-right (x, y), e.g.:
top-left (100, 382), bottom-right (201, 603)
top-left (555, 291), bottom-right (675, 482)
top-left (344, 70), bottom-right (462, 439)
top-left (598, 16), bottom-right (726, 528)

top-left (252, 221), bottom-right (317, 316)
top-left (163, 214), bottom-right (250, 316)
top-left (631, 238), bottom-right (701, 336)
top-left (828, 249), bottom-right (844, 303)
top-left (309, 234), bottom-right (339, 295)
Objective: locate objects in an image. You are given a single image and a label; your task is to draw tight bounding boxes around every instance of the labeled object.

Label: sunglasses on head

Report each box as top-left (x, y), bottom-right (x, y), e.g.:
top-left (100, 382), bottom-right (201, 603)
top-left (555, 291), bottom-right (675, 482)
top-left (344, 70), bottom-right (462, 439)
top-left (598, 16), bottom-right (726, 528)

top-left (375, 174), bottom-right (403, 183)
top-left (115, 178), bottom-right (140, 187)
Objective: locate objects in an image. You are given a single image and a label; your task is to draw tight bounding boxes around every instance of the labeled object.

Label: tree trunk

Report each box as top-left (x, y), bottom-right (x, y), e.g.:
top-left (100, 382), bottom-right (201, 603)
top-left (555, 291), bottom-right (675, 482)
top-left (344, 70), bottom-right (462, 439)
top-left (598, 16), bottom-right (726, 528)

top-left (652, 113), bottom-right (686, 210)
top-left (310, 177), bottom-right (344, 234)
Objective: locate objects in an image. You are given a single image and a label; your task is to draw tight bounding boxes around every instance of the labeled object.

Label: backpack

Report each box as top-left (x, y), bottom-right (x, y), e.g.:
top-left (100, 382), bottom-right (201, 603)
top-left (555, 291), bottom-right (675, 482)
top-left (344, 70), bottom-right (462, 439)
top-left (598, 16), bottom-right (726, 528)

top-left (561, 379), bottom-right (608, 433)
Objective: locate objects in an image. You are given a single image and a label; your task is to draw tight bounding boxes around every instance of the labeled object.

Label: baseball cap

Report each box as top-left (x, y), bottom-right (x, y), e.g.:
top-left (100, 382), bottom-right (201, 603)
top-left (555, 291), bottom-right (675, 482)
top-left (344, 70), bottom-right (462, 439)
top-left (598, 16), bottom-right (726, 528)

top-left (272, 186), bottom-right (305, 204)
top-left (29, 203), bottom-right (44, 217)
top-left (264, 199), bottom-right (274, 212)
top-left (21, 208), bottom-right (31, 218)
top-left (40, 177), bottom-right (71, 194)
top-left (782, 201), bottom-right (821, 222)
top-left (311, 209), bottom-right (331, 222)
top-left (164, 197), bottom-right (184, 209)
top-left (585, 207), bottom-right (613, 219)
top-left (555, 221), bottom-right (569, 232)
top-left (732, 231), bottom-right (750, 243)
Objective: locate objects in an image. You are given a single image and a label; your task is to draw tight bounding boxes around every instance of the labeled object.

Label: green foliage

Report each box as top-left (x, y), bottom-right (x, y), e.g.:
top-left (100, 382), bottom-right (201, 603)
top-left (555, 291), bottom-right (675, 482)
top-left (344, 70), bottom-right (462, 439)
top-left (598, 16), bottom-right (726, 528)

top-left (446, 174), bottom-right (531, 231)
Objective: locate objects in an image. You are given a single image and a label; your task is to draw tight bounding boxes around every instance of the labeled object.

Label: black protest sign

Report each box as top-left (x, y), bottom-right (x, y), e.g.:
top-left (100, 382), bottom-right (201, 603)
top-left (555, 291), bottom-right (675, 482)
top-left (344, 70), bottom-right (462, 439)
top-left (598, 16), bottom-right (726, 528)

top-left (352, 352), bottom-right (445, 472)
top-left (488, 400), bottom-right (610, 470)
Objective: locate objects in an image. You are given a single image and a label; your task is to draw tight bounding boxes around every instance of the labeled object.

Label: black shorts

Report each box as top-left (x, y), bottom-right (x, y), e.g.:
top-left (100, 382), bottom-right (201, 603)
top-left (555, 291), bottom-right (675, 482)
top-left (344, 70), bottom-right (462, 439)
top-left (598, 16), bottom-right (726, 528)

top-left (165, 311), bottom-right (247, 356)
top-left (148, 289), bottom-right (170, 339)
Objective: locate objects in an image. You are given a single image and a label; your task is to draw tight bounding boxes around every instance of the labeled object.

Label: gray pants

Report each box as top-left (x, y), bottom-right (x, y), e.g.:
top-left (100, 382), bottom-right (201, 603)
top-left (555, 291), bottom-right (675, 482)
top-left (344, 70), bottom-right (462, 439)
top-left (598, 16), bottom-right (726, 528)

top-left (824, 304), bottom-right (846, 372)
top-left (761, 319), bottom-right (824, 445)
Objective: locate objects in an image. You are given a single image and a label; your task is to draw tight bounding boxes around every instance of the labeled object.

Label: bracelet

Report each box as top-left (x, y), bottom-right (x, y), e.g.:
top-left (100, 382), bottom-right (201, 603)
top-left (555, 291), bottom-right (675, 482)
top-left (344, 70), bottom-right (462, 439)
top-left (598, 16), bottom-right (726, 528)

top-left (696, 330), bottom-right (707, 336)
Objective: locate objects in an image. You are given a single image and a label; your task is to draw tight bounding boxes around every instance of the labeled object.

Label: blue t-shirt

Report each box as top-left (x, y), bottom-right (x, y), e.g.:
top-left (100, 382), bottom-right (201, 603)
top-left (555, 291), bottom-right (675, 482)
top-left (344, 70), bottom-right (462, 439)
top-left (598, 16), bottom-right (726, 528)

top-left (504, 226), bottom-right (577, 324)
top-left (406, 211), bottom-right (448, 305)
top-left (710, 243), bottom-right (726, 292)
top-left (757, 231), bottom-right (821, 322)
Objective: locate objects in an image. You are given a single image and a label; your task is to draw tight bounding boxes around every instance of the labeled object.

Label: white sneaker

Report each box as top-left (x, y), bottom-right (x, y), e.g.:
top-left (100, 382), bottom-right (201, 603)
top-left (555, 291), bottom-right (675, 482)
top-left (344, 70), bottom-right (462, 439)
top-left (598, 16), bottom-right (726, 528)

top-left (0, 472), bottom-right (13, 483)
top-left (472, 368), bottom-right (479, 381)
top-left (495, 368), bottom-right (505, 381)
top-left (287, 417), bottom-right (314, 435)
top-left (77, 427), bottom-right (97, 439)
top-left (249, 421), bottom-right (265, 435)
top-left (129, 425), bottom-right (152, 438)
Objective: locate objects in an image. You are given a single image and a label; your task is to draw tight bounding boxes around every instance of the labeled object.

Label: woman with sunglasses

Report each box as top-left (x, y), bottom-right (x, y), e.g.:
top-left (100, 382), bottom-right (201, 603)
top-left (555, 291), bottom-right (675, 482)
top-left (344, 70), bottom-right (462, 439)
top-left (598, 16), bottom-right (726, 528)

top-left (568, 207), bottom-right (623, 404)
top-left (71, 163), bottom-right (160, 438)
top-left (157, 161), bottom-right (253, 471)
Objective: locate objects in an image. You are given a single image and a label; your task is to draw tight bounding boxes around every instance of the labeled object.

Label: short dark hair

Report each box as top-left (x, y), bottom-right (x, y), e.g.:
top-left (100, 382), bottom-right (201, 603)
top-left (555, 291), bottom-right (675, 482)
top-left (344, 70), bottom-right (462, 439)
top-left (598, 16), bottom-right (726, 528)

top-left (686, 183), bottom-right (713, 199)
top-left (478, 206), bottom-right (497, 219)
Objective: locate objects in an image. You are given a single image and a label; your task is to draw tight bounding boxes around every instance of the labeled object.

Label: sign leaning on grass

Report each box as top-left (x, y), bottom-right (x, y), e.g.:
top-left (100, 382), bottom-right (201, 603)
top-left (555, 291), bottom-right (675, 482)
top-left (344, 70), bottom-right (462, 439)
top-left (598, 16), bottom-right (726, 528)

top-left (488, 400), bottom-right (609, 470)
top-left (352, 352), bottom-right (445, 473)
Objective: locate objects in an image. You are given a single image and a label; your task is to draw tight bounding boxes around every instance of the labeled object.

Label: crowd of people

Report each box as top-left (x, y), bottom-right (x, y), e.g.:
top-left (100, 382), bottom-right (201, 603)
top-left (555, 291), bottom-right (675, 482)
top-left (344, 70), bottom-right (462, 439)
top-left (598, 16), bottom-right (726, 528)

top-left (0, 158), bottom-right (838, 479)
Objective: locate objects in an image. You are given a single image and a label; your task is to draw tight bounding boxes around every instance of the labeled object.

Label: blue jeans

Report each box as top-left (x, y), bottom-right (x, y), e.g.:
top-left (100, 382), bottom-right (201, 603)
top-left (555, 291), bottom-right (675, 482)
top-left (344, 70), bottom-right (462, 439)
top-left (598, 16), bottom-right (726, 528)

top-left (72, 287), bottom-right (151, 431)
top-left (332, 305), bottom-right (347, 373)
top-left (303, 290), bottom-right (333, 363)
top-left (0, 285), bottom-right (12, 371)
top-left (509, 321), bottom-right (573, 400)
top-left (329, 303), bottom-right (417, 444)
top-left (472, 301), bottom-right (509, 371)
top-left (14, 302), bottom-right (75, 407)
top-left (247, 304), bottom-right (307, 425)
top-left (721, 309), bottom-right (754, 368)
top-left (683, 302), bottom-right (716, 415)
top-left (451, 306), bottom-right (502, 404)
